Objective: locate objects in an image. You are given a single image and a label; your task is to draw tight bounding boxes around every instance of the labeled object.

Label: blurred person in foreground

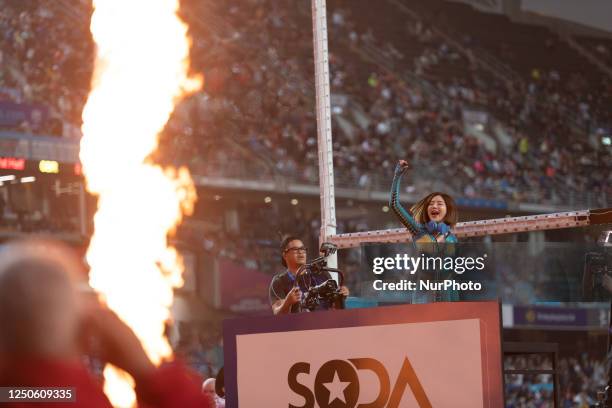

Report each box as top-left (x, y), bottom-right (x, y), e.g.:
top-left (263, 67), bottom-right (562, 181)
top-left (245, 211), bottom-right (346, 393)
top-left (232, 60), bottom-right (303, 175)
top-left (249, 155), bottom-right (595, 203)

top-left (0, 239), bottom-right (214, 408)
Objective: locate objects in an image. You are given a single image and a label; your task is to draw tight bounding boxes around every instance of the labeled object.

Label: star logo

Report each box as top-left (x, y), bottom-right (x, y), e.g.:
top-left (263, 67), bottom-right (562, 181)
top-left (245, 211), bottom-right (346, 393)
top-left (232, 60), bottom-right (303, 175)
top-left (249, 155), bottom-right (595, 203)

top-left (323, 370), bottom-right (351, 405)
top-left (314, 359), bottom-right (359, 408)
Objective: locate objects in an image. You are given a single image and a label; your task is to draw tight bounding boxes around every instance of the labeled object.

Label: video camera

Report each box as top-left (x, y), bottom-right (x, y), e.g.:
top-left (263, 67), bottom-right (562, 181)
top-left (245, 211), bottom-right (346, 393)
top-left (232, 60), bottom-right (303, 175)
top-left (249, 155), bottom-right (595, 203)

top-left (296, 242), bottom-right (346, 311)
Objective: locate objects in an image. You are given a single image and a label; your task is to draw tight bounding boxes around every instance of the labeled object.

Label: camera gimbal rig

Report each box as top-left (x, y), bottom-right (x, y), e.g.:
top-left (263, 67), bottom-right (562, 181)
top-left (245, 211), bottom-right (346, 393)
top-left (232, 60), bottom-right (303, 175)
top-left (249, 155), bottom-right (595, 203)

top-left (295, 243), bottom-right (346, 311)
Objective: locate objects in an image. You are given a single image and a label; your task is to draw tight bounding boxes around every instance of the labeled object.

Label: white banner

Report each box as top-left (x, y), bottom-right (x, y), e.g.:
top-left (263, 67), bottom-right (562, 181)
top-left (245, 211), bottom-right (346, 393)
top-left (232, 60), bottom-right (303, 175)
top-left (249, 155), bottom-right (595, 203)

top-left (236, 318), bottom-right (485, 407)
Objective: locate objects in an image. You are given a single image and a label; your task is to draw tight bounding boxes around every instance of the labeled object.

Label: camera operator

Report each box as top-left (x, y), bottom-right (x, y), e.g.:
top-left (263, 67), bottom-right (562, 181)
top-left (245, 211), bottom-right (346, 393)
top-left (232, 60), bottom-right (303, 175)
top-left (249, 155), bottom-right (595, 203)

top-left (269, 236), bottom-right (349, 314)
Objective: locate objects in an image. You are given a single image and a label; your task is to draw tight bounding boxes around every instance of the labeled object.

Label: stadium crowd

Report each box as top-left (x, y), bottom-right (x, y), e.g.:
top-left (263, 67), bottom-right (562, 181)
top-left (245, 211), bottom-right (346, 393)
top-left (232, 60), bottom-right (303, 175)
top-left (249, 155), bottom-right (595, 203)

top-left (505, 354), bottom-right (555, 407)
top-left (0, 0), bottom-right (92, 137)
top-left (166, 0), bottom-right (610, 206)
top-left (505, 353), bottom-right (608, 407)
top-left (174, 321), bottom-right (223, 380)
top-left (323, 0), bottom-right (611, 205)
top-left (1, 0), bottom-right (609, 207)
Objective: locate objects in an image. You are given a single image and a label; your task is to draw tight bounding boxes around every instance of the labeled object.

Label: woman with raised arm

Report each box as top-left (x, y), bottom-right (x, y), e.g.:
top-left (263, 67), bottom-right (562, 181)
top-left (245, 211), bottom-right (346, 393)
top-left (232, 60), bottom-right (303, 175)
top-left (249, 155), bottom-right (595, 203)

top-left (390, 160), bottom-right (458, 244)
top-left (389, 159), bottom-right (460, 302)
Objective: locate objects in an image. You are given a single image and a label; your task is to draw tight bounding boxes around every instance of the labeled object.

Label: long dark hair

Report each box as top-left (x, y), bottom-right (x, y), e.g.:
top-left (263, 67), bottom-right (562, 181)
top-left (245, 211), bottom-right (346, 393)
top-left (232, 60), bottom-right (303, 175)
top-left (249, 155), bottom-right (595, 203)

top-left (410, 192), bottom-right (458, 227)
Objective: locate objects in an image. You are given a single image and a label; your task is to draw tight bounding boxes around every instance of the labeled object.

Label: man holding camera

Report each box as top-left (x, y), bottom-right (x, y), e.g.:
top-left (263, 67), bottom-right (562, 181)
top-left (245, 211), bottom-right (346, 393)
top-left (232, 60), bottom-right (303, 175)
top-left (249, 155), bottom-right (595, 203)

top-left (269, 236), bottom-right (349, 314)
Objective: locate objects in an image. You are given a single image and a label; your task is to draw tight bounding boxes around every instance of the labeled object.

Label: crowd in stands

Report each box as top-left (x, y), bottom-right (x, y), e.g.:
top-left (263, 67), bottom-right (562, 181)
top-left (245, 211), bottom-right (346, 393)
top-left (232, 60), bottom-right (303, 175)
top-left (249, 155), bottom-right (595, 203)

top-left (0, 0), bottom-right (92, 137)
top-left (167, 0), bottom-right (610, 206)
top-left (505, 354), bottom-right (555, 407)
top-left (326, 0), bottom-right (611, 205)
top-left (505, 353), bottom-right (608, 407)
top-left (0, 0), bottom-right (610, 206)
top-left (405, 0), bottom-right (612, 130)
top-left (174, 321), bottom-right (224, 380)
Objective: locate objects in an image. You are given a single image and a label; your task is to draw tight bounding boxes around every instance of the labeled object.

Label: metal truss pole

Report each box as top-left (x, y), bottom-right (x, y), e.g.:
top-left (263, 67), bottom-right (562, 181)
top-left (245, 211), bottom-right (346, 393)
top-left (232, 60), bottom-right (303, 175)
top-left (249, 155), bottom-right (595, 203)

top-left (327, 208), bottom-right (612, 249)
top-left (312, 0), bottom-right (337, 267)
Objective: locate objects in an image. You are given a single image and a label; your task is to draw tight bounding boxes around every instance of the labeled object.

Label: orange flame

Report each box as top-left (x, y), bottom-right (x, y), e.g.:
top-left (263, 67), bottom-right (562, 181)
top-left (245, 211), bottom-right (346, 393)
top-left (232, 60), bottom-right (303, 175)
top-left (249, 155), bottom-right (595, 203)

top-left (80, 0), bottom-right (201, 406)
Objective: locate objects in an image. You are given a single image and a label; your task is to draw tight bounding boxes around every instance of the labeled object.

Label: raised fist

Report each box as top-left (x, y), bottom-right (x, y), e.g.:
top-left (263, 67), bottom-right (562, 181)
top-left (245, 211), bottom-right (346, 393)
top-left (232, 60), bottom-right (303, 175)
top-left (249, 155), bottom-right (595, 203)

top-left (397, 159), bottom-right (409, 170)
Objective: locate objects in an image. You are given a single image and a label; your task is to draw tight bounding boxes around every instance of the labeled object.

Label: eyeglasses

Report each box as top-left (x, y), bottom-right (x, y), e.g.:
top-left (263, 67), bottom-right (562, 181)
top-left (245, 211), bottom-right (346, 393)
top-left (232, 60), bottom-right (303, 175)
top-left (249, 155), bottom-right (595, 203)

top-left (285, 246), bottom-right (307, 253)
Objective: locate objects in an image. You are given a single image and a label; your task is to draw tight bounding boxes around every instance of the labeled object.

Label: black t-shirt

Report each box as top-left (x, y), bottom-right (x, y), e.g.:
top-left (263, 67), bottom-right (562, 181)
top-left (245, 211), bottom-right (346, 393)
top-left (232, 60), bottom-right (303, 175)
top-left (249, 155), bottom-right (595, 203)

top-left (269, 270), bottom-right (300, 313)
top-left (269, 269), bottom-right (337, 313)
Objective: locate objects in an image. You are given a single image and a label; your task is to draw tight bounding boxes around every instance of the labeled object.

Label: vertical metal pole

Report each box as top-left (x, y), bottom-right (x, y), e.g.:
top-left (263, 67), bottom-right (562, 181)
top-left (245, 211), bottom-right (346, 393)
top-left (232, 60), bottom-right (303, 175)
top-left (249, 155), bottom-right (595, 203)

top-left (312, 0), bottom-right (337, 268)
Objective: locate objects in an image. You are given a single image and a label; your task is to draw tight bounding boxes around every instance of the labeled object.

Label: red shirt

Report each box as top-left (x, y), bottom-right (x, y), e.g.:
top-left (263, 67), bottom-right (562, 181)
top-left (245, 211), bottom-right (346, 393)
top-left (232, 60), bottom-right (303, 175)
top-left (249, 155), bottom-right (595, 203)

top-left (0, 358), bottom-right (213, 408)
